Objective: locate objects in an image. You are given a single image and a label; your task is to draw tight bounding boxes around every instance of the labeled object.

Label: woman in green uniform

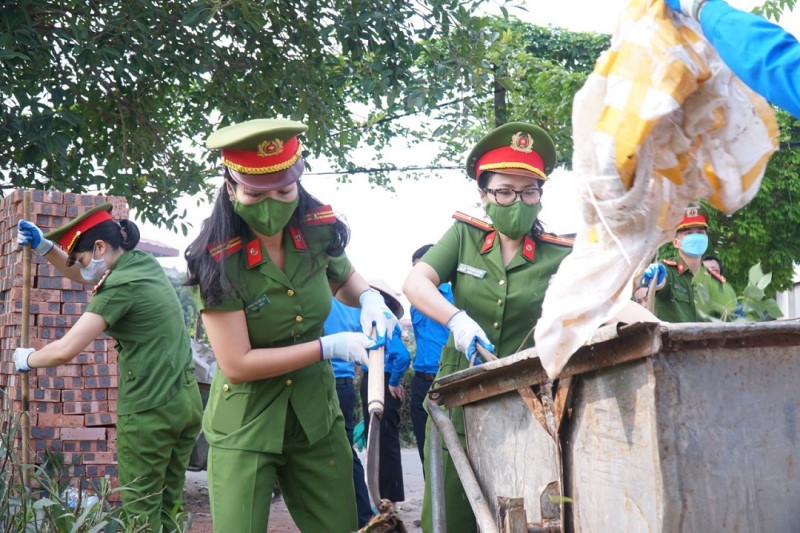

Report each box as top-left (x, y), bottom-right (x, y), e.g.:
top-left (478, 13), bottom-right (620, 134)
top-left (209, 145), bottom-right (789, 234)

top-left (184, 118), bottom-right (397, 533)
top-left (403, 122), bottom-right (574, 532)
top-left (15, 205), bottom-right (202, 531)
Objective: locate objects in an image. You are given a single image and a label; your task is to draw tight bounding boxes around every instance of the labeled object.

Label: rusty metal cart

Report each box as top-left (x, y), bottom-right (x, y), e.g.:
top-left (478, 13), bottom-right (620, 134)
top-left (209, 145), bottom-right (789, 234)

top-left (425, 320), bottom-right (800, 532)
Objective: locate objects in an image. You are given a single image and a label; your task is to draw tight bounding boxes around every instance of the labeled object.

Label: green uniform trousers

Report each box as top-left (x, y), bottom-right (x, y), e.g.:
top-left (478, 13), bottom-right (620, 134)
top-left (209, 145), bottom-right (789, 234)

top-left (116, 369), bottom-right (203, 531)
top-left (207, 405), bottom-right (358, 533)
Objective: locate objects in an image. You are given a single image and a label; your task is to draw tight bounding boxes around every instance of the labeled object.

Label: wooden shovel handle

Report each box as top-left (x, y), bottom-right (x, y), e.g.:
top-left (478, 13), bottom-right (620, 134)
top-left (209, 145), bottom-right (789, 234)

top-left (366, 328), bottom-right (385, 417)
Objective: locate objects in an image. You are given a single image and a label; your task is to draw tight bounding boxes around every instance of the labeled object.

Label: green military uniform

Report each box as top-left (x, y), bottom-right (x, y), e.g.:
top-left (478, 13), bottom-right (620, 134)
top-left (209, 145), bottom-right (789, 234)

top-left (420, 214), bottom-right (573, 532)
top-left (193, 220), bottom-right (358, 533)
top-left (653, 258), bottom-right (736, 322)
top-left (88, 250), bottom-right (202, 531)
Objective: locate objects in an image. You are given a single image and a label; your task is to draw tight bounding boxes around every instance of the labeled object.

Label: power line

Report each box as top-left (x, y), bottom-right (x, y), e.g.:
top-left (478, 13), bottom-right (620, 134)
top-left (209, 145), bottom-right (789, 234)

top-left (306, 164), bottom-right (462, 176)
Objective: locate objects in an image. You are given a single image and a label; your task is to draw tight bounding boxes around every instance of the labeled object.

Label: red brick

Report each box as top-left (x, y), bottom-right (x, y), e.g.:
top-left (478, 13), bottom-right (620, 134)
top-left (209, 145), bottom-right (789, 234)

top-left (85, 412), bottom-right (117, 427)
top-left (82, 364), bottom-right (117, 377)
top-left (78, 452), bottom-right (116, 465)
top-left (37, 412), bottom-right (84, 428)
top-left (31, 388), bottom-right (60, 402)
top-left (61, 428), bottom-right (106, 441)
top-left (63, 401), bottom-right (108, 414)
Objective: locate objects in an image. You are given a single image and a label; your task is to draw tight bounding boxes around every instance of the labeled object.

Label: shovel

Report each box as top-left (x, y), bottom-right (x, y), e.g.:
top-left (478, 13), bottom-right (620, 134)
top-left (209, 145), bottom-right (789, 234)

top-left (365, 328), bottom-right (385, 508)
top-left (18, 191), bottom-right (33, 487)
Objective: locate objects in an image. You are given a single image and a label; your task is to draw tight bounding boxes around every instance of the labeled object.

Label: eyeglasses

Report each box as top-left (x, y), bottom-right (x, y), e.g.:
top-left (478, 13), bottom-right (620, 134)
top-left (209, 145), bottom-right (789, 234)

top-left (482, 187), bottom-right (542, 206)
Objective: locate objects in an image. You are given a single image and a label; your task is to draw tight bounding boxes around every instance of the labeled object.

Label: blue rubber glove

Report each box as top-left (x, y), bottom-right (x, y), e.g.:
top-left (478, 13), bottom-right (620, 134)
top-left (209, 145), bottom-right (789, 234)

top-left (664, 0), bottom-right (714, 20)
top-left (17, 220), bottom-right (54, 255)
top-left (14, 347), bottom-right (35, 372)
top-left (642, 263), bottom-right (667, 287)
top-left (359, 289), bottom-right (398, 343)
top-left (447, 310), bottom-right (494, 365)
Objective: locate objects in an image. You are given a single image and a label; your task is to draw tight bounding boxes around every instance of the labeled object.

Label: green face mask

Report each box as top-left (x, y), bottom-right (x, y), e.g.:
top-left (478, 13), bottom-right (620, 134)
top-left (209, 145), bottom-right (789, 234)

top-left (233, 196), bottom-right (299, 236)
top-left (485, 201), bottom-right (541, 239)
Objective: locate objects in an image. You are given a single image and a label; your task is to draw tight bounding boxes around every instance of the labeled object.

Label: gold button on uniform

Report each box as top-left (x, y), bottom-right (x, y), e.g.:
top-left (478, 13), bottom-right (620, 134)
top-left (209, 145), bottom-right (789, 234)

top-left (295, 315), bottom-right (303, 323)
top-left (499, 279), bottom-right (506, 286)
top-left (493, 322), bottom-right (500, 329)
top-left (222, 384), bottom-right (230, 392)
top-left (286, 379), bottom-right (293, 386)
top-left (497, 299), bottom-right (503, 306)
top-left (287, 289), bottom-right (295, 297)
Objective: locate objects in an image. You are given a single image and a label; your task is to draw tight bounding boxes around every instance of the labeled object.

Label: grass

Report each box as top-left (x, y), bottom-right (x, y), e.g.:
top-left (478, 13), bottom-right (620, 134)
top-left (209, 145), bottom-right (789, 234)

top-left (0, 410), bottom-right (190, 532)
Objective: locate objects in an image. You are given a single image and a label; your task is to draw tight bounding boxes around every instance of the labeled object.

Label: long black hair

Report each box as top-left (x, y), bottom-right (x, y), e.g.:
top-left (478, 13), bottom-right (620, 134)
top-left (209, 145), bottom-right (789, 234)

top-left (479, 171), bottom-right (545, 238)
top-left (71, 220), bottom-right (140, 254)
top-left (185, 169), bottom-right (350, 306)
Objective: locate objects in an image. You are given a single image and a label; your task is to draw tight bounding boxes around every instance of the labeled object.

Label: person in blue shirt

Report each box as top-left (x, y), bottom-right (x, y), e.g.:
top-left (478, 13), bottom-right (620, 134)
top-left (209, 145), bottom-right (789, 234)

top-left (359, 281), bottom-right (410, 506)
top-left (666, 0), bottom-right (800, 118)
top-left (324, 299), bottom-right (374, 528)
top-left (408, 244), bottom-right (454, 470)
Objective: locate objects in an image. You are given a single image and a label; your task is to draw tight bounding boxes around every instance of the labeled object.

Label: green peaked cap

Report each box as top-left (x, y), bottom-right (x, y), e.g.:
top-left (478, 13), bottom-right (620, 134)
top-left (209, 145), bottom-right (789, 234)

top-left (466, 122), bottom-right (557, 180)
top-left (45, 202), bottom-right (114, 253)
top-left (206, 118), bottom-right (308, 150)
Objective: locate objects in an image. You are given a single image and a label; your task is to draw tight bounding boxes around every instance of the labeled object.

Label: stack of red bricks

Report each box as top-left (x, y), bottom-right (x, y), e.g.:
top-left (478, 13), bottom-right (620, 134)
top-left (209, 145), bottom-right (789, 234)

top-left (0, 189), bottom-right (128, 495)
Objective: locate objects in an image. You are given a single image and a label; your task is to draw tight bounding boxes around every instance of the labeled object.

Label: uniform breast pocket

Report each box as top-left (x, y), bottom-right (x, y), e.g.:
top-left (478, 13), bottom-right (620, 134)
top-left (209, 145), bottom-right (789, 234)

top-left (672, 284), bottom-right (691, 304)
top-left (245, 293), bottom-right (270, 315)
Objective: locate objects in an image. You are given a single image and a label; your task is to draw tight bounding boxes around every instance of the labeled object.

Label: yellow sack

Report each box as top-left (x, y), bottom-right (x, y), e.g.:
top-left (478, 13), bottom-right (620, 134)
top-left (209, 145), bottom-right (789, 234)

top-left (534, 0), bottom-right (778, 378)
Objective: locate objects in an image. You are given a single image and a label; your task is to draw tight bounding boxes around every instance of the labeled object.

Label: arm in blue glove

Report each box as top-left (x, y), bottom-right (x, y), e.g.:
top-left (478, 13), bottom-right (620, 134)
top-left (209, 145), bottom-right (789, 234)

top-left (642, 263), bottom-right (667, 290)
top-left (17, 220), bottom-right (54, 255)
top-left (665, 0), bottom-right (800, 118)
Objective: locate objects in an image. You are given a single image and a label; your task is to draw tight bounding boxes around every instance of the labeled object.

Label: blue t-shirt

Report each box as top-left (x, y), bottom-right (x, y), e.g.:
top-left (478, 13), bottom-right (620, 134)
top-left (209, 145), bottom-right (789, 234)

top-left (410, 283), bottom-right (453, 374)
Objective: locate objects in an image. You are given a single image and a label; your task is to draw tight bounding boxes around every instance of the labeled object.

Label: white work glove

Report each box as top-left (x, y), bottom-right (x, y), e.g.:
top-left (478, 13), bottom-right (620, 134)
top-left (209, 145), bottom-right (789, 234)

top-left (14, 347), bottom-right (35, 372)
top-left (17, 220), bottom-right (54, 256)
top-left (447, 310), bottom-right (495, 365)
top-left (665, 0), bottom-right (713, 20)
top-left (320, 332), bottom-right (375, 366)
top-left (359, 288), bottom-right (398, 342)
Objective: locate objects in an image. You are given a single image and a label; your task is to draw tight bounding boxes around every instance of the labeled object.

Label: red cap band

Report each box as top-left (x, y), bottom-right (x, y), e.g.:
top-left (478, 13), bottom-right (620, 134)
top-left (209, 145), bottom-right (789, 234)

top-left (59, 210), bottom-right (114, 253)
top-left (475, 145), bottom-right (546, 181)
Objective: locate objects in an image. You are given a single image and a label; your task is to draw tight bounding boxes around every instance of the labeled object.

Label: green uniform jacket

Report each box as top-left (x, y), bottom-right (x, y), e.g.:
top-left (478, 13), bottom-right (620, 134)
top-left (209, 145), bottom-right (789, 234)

top-left (654, 259), bottom-right (735, 323)
top-left (193, 224), bottom-right (351, 454)
top-left (87, 250), bottom-right (195, 415)
top-left (424, 214), bottom-right (573, 382)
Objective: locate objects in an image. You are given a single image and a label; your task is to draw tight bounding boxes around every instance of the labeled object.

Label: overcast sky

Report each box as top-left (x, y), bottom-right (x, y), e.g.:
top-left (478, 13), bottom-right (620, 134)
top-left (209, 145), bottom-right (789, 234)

top-left (138, 0), bottom-right (800, 310)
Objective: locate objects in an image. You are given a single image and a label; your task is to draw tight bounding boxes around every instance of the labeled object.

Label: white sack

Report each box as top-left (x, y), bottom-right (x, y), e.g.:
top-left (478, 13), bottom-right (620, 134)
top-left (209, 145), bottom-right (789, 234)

top-left (534, 0), bottom-right (778, 378)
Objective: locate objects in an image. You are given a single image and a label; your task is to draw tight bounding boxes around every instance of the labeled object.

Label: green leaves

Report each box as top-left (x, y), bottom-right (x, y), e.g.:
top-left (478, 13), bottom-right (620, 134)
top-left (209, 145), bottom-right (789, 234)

top-left (695, 262), bottom-right (783, 323)
top-left (0, 0), bottom-right (485, 226)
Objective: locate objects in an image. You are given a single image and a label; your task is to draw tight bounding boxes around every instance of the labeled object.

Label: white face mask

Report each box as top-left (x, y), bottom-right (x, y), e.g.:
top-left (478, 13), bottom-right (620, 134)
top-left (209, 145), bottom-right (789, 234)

top-left (80, 246), bottom-right (108, 283)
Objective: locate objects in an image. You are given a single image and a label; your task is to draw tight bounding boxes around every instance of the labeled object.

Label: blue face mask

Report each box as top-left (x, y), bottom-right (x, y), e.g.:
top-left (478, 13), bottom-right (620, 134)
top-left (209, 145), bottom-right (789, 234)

top-left (679, 233), bottom-right (708, 257)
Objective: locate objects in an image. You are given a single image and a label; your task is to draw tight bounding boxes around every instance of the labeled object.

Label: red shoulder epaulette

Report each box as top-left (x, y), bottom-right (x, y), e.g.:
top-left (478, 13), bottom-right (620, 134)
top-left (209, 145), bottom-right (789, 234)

top-left (208, 236), bottom-right (243, 262)
top-left (662, 259), bottom-right (679, 267)
top-left (538, 233), bottom-right (574, 247)
top-left (709, 269), bottom-right (727, 283)
top-left (452, 211), bottom-right (493, 231)
top-left (304, 205), bottom-right (337, 226)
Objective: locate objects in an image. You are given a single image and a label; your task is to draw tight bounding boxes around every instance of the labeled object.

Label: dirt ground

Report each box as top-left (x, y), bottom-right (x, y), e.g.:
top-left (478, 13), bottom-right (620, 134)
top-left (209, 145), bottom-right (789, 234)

top-left (183, 448), bottom-right (424, 532)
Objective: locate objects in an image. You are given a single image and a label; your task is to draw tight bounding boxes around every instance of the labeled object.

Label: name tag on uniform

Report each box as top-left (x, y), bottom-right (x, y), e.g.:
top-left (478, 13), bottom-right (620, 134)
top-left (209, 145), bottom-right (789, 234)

top-left (457, 263), bottom-right (486, 279)
top-left (245, 294), bottom-right (270, 314)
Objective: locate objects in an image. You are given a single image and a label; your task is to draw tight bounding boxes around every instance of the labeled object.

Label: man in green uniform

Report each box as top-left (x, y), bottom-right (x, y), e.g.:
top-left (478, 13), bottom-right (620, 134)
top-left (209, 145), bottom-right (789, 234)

top-left (404, 122), bottom-right (573, 532)
top-left (642, 206), bottom-right (737, 322)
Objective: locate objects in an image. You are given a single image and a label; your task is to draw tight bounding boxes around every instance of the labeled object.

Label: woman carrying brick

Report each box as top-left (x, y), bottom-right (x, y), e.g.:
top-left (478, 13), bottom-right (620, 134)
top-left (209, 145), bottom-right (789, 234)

top-left (184, 117), bottom-right (397, 532)
top-left (15, 206), bottom-right (203, 530)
